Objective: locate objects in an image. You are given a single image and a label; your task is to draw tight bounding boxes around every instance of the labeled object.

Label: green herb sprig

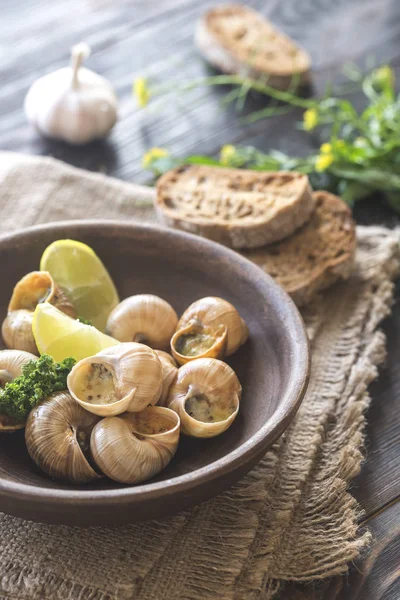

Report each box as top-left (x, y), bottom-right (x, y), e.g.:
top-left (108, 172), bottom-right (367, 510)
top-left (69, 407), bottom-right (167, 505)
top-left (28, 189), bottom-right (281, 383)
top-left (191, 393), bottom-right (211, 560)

top-left (0, 354), bottom-right (76, 423)
top-left (137, 65), bottom-right (400, 211)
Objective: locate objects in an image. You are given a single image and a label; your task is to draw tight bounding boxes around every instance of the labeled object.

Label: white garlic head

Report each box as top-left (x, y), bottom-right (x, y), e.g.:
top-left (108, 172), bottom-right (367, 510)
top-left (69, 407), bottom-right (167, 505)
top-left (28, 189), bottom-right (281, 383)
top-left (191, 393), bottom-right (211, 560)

top-left (24, 43), bottom-right (118, 145)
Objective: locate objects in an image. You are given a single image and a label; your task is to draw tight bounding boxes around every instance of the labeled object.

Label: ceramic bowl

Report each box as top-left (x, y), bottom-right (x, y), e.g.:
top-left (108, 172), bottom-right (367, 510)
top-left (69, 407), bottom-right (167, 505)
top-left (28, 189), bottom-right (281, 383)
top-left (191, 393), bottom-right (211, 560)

top-left (0, 221), bottom-right (309, 525)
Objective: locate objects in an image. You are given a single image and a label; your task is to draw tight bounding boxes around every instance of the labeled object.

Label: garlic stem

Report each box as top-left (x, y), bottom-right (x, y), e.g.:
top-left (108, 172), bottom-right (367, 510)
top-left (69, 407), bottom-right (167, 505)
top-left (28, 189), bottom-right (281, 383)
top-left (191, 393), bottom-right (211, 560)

top-left (70, 42), bottom-right (91, 89)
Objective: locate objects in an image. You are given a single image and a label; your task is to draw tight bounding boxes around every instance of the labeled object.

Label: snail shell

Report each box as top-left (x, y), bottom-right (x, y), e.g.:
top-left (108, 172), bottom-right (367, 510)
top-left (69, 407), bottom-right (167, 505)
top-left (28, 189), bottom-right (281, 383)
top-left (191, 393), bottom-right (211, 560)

top-left (171, 297), bottom-right (248, 365)
top-left (155, 350), bottom-right (178, 405)
top-left (67, 342), bottom-right (163, 417)
top-left (91, 406), bottom-right (180, 484)
top-left (25, 391), bottom-right (101, 483)
top-left (2, 310), bottom-right (38, 355)
top-left (106, 294), bottom-right (178, 351)
top-left (0, 349), bottom-right (38, 432)
top-left (2, 271), bottom-right (76, 353)
top-left (166, 357), bottom-right (241, 438)
top-left (8, 271), bottom-right (76, 317)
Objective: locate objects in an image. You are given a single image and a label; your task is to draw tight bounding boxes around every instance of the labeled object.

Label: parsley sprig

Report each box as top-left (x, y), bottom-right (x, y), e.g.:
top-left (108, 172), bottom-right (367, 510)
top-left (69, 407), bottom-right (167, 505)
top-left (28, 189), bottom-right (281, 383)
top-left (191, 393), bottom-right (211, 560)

top-left (0, 354), bottom-right (76, 422)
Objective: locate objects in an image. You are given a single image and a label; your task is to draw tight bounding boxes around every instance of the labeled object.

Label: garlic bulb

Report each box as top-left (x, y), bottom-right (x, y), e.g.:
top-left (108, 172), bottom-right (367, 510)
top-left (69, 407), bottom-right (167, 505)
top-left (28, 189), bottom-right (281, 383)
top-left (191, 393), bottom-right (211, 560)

top-left (24, 43), bottom-right (118, 144)
top-left (91, 406), bottom-right (180, 484)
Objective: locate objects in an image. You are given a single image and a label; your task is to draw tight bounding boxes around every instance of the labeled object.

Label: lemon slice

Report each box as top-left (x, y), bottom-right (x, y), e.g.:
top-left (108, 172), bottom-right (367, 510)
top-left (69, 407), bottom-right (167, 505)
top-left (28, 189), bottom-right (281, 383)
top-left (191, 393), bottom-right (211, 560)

top-left (33, 303), bottom-right (119, 363)
top-left (40, 239), bottom-right (119, 331)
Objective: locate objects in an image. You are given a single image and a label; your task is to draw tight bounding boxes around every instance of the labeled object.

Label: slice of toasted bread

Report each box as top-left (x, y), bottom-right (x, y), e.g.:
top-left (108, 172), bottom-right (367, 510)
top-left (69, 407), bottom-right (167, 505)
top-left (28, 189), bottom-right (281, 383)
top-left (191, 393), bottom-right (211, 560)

top-left (243, 191), bottom-right (356, 306)
top-left (195, 4), bottom-right (311, 90)
top-left (155, 165), bottom-right (315, 249)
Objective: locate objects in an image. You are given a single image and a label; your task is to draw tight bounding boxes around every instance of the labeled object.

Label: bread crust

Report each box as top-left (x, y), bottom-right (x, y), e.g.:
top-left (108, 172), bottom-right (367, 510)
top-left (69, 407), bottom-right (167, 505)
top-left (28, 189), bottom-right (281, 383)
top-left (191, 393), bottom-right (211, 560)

top-left (244, 191), bottom-right (356, 306)
top-left (156, 165), bottom-right (315, 249)
top-left (195, 4), bottom-right (311, 90)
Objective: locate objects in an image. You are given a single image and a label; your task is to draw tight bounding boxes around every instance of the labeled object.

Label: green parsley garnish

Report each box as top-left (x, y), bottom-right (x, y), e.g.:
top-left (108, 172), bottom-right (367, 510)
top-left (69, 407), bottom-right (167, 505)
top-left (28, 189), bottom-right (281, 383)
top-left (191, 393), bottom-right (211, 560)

top-left (0, 354), bottom-right (76, 422)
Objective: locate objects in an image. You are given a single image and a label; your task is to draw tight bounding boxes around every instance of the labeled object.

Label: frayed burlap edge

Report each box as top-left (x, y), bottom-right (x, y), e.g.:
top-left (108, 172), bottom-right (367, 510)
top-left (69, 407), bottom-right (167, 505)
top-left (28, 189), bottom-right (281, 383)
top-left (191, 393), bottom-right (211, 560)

top-left (251, 226), bottom-right (400, 599)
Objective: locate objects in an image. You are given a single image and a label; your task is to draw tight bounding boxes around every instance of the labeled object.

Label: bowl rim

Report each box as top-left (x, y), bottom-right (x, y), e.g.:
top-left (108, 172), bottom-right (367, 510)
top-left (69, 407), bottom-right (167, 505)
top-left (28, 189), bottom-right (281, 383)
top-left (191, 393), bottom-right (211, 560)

top-left (0, 220), bottom-right (310, 507)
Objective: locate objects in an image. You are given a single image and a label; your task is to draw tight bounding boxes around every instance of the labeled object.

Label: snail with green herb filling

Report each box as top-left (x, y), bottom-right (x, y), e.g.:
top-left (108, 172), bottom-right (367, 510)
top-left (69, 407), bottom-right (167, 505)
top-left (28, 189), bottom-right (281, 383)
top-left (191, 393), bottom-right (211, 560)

top-left (171, 296), bottom-right (248, 365)
top-left (67, 342), bottom-right (163, 416)
top-left (166, 357), bottom-right (241, 438)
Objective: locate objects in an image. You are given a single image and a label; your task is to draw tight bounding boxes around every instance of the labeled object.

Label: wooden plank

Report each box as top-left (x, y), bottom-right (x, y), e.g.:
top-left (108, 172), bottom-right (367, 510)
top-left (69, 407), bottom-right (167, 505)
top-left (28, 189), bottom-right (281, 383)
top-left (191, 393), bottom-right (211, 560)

top-left (350, 279), bottom-right (400, 517)
top-left (1, 0), bottom-right (400, 184)
top-left (339, 500), bottom-right (400, 599)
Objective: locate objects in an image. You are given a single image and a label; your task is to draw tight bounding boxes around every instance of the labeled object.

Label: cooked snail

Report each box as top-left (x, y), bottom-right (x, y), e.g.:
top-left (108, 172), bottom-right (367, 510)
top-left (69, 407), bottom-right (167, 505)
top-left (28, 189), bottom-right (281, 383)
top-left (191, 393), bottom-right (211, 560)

top-left (25, 391), bottom-right (101, 483)
top-left (8, 270), bottom-right (76, 316)
top-left (106, 294), bottom-right (178, 351)
top-left (67, 342), bottom-right (163, 416)
top-left (2, 271), bottom-right (76, 353)
top-left (91, 406), bottom-right (180, 484)
top-left (166, 358), bottom-right (241, 438)
top-left (0, 349), bottom-right (38, 432)
top-left (171, 297), bottom-right (248, 365)
top-left (155, 350), bottom-right (178, 405)
top-left (2, 310), bottom-right (38, 355)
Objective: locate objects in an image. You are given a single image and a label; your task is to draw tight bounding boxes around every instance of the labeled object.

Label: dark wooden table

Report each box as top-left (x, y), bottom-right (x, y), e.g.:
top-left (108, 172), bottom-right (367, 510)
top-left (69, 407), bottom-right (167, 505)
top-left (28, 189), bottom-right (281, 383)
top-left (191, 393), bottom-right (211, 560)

top-left (1, 0), bottom-right (399, 598)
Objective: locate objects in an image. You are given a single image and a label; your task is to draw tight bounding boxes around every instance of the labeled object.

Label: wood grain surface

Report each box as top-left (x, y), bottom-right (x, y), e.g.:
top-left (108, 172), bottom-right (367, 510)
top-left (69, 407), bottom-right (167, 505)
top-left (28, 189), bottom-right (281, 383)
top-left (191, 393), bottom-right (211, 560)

top-left (0, 0), bottom-right (399, 597)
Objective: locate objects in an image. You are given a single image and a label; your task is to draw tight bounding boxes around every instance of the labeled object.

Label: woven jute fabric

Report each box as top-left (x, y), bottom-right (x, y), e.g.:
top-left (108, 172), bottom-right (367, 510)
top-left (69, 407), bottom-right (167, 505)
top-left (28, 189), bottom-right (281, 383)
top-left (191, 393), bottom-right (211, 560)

top-left (0, 151), bottom-right (399, 600)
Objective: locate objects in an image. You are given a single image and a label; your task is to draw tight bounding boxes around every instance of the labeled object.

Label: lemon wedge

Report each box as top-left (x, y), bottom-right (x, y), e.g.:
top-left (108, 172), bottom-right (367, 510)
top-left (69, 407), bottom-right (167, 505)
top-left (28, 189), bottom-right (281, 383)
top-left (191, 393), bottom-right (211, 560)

top-left (32, 303), bottom-right (119, 362)
top-left (40, 239), bottom-right (119, 331)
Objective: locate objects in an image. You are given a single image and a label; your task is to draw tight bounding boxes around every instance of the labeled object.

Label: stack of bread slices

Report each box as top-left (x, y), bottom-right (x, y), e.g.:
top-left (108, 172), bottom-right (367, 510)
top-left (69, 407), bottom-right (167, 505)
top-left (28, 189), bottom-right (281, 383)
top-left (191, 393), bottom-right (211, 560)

top-left (155, 165), bottom-right (356, 306)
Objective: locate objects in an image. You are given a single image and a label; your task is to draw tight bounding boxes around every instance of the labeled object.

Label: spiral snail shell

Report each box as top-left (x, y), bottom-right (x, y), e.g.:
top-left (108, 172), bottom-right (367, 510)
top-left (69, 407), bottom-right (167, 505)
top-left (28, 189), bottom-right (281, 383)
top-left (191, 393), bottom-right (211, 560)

top-left (67, 342), bottom-right (163, 417)
top-left (106, 294), bottom-right (178, 351)
top-left (0, 349), bottom-right (39, 432)
top-left (25, 391), bottom-right (101, 483)
top-left (155, 350), bottom-right (178, 405)
top-left (171, 297), bottom-right (248, 365)
top-left (166, 357), bottom-right (241, 438)
top-left (2, 271), bottom-right (76, 354)
top-left (90, 406), bottom-right (180, 484)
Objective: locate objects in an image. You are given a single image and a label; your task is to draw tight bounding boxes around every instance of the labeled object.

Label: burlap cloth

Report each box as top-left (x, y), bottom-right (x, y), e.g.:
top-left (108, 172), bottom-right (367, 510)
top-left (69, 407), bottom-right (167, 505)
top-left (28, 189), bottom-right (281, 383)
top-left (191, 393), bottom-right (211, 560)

top-left (0, 151), bottom-right (399, 600)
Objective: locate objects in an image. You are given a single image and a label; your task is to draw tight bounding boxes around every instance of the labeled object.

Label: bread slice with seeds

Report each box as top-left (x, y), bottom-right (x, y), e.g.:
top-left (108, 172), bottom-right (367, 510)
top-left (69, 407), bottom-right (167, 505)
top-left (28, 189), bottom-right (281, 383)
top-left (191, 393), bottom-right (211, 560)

top-left (195, 4), bottom-right (311, 90)
top-left (155, 165), bottom-right (315, 249)
top-left (243, 191), bottom-right (356, 306)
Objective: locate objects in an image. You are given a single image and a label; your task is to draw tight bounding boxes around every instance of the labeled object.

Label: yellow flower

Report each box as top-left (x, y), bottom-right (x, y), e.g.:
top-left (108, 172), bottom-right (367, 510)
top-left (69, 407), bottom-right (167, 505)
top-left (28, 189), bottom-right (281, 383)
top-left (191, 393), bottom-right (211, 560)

top-left (220, 144), bottom-right (236, 165)
top-left (320, 143), bottom-right (332, 154)
top-left (142, 147), bottom-right (169, 169)
top-left (315, 153), bottom-right (334, 172)
top-left (133, 77), bottom-right (150, 108)
top-left (303, 108), bottom-right (318, 131)
top-left (374, 65), bottom-right (395, 88)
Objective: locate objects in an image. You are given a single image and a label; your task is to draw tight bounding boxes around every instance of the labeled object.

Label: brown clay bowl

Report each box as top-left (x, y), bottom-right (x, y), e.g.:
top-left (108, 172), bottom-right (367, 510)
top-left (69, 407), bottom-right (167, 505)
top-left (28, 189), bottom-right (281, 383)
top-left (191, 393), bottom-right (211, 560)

top-left (0, 221), bottom-right (309, 526)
